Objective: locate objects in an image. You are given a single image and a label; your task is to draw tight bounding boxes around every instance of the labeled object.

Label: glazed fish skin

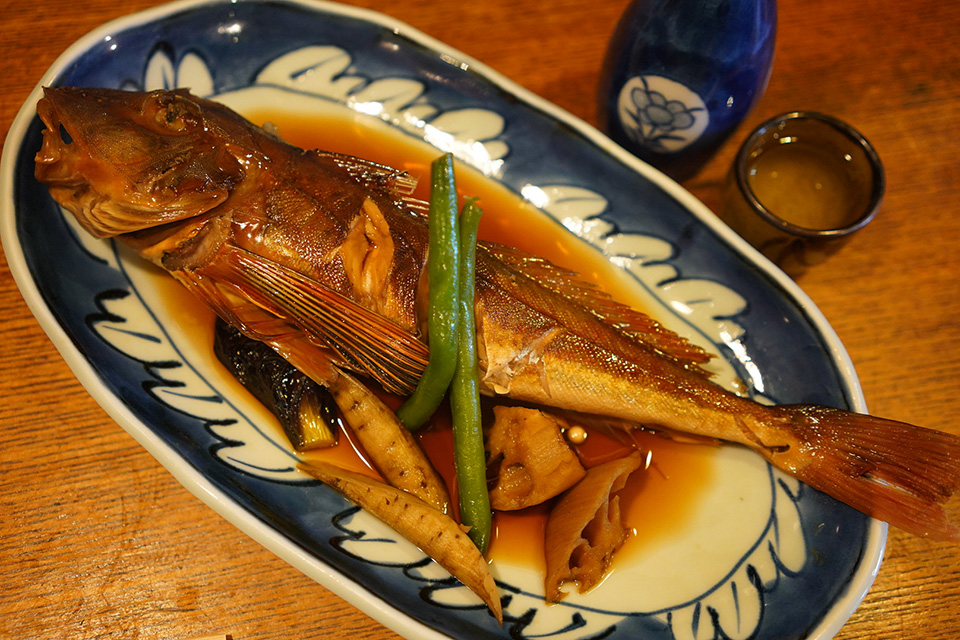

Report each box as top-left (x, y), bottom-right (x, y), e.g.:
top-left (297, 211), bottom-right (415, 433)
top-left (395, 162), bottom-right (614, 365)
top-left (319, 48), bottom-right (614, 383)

top-left (35, 87), bottom-right (245, 238)
top-left (36, 86), bottom-right (431, 395)
top-left (34, 87), bottom-right (960, 541)
top-left (35, 86), bottom-right (426, 331)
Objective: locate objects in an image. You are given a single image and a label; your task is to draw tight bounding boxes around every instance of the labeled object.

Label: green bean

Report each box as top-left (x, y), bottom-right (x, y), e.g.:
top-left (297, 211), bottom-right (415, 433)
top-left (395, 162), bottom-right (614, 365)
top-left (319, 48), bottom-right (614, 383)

top-left (449, 198), bottom-right (491, 553)
top-left (394, 155), bottom-right (491, 551)
top-left (397, 153), bottom-right (461, 431)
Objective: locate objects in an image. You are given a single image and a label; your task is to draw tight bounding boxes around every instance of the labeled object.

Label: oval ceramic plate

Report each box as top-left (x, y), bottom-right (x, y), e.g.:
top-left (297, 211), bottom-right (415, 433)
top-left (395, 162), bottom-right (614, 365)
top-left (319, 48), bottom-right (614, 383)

top-left (0, 1), bottom-right (885, 638)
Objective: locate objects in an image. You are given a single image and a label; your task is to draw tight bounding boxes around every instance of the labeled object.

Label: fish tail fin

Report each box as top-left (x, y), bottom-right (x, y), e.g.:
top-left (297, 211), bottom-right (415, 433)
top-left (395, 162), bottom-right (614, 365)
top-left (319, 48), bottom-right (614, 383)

top-left (767, 405), bottom-right (960, 541)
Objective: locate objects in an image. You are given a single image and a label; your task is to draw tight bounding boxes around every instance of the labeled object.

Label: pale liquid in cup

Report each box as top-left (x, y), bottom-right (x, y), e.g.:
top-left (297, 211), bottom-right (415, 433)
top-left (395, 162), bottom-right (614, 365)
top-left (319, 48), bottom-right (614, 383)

top-left (746, 140), bottom-right (873, 231)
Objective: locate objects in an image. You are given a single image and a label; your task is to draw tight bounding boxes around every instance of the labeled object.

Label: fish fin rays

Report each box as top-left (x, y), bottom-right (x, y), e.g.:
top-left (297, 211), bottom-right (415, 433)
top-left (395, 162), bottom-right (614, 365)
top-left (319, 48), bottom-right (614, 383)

top-left (194, 244), bottom-right (427, 396)
top-left (480, 242), bottom-right (713, 373)
top-left (310, 150), bottom-right (428, 215)
top-left (767, 405), bottom-right (960, 541)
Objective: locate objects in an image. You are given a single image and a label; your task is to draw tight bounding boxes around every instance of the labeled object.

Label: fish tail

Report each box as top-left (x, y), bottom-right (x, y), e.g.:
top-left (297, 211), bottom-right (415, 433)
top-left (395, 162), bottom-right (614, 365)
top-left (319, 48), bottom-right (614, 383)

top-left (764, 405), bottom-right (960, 541)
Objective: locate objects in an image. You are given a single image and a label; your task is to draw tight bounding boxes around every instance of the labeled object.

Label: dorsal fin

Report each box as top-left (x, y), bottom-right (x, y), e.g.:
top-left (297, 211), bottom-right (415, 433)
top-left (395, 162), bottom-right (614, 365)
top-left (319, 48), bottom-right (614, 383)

top-left (481, 242), bottom-right (713, 374)
top-left (310, 150), bottom-right (428, 215)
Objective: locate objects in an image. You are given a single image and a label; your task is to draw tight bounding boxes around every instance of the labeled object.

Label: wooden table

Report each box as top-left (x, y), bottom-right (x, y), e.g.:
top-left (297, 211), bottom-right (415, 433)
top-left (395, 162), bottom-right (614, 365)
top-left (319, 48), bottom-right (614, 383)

top-left (1, 0), bottom-right (958, 638)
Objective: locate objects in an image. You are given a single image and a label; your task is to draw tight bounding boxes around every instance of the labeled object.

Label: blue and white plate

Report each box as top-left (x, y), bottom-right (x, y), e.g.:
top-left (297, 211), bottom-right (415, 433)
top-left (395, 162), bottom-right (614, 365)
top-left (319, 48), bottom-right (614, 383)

top-left (0, 1), bottom-right (884, 638)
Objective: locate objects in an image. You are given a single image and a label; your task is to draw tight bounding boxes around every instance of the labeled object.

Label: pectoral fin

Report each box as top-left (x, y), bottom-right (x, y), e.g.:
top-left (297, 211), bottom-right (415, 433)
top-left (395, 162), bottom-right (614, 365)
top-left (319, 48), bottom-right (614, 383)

top-left (194, 244), bottom-right (428, 396)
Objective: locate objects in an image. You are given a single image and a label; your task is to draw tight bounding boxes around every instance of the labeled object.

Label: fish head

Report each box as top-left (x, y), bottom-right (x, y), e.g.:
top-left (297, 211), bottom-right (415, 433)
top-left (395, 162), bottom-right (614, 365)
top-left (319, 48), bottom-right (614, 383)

top-left (35, 87), bottom-right (246, 238)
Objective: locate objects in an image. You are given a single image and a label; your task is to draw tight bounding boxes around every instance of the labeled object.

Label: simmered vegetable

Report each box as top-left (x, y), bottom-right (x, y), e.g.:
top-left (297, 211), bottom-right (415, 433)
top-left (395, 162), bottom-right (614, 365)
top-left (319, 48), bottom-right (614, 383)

top-left (544, 452), bottom-right (646, 602)
top-left (213, 318), bottom-right (338, 451)
top-left (486, 406), bottom-right (586, 511)
top-left (299, 460), bottom-right (502, 623)
top-left (394, 156), bottom-right (492, 551)
top-left (326, 369), bottom-right (451, 514)
top-left (449, 198), bottom-right (490, 552)
top-left (396, 153), bottom-right (461, 430)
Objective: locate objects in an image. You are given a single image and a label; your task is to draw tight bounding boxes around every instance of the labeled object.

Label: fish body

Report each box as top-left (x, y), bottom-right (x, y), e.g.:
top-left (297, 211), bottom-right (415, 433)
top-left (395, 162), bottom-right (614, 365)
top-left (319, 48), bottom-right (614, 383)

top-left (35, 87), bottom-right (960, 540)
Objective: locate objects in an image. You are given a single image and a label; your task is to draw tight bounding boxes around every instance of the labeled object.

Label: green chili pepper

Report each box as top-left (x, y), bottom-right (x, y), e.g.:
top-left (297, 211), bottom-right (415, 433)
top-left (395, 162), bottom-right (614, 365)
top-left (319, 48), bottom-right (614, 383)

top-left (397, 153), bottom-right (461, 431)
top-left (449, 198), bottom-right (491, 553)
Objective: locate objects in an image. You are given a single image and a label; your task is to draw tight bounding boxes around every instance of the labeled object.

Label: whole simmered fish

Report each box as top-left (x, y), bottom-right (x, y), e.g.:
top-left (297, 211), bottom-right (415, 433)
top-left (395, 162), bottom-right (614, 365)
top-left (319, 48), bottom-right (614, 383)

top-left (35, 87), bottom-right (960, 542)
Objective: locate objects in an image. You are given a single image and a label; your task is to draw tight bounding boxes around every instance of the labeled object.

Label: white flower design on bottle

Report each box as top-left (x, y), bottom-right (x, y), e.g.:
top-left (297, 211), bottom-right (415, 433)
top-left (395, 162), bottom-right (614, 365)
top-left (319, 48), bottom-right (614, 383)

top-left (617, 75), bottom-right (709, 152)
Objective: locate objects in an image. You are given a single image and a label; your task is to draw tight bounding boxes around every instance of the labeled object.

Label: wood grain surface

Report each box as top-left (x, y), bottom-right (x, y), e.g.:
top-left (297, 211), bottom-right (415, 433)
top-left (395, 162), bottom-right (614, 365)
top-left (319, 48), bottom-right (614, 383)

top-left (1, 0), bottom-right (958, 638)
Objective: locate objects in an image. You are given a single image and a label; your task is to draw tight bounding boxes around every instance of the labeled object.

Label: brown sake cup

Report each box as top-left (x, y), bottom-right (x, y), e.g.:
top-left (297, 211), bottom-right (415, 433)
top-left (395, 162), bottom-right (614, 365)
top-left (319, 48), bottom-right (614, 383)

top-left (720, 112), bottom-right (885, 276)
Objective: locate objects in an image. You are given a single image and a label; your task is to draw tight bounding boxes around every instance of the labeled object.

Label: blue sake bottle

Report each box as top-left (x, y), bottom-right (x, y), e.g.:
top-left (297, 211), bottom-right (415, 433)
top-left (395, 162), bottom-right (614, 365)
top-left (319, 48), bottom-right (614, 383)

top-left (598, 0), bottom-right (777, 182)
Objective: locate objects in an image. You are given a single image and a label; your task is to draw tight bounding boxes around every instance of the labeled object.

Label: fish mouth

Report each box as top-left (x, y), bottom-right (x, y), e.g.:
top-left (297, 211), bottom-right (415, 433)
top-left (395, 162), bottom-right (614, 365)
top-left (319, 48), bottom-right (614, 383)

top-left (34, 96), bottom-right (90, 215)
top-left (34, 94), bottom-right (139, 239)
top-left (34, 86), bottom-right (244, 239)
